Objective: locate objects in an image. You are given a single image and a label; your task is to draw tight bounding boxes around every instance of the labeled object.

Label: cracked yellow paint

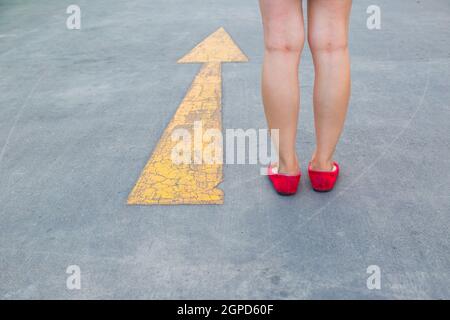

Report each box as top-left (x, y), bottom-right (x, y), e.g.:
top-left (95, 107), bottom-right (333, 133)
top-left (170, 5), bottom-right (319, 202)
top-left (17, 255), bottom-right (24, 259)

top-left (127, 28), bottom-right (248, 205)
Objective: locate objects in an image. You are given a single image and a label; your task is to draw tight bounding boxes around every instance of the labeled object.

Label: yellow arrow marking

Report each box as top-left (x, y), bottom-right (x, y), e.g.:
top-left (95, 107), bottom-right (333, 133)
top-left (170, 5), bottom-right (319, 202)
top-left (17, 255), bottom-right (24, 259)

top-left (128, 27), bottom-right (248, 205)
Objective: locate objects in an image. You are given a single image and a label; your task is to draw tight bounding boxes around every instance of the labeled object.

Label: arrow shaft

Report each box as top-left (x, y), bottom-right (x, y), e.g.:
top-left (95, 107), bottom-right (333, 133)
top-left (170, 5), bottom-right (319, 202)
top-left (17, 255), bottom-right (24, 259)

top-left (128, 62), bottom-right (224, 205)
top-left (175, 62), bottom-right (222, 131)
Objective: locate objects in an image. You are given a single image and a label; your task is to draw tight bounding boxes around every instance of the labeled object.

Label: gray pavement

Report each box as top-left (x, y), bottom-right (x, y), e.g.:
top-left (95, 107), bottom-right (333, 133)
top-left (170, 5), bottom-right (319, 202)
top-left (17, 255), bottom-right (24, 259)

top-left (0, 0), bottom-right (449, 299)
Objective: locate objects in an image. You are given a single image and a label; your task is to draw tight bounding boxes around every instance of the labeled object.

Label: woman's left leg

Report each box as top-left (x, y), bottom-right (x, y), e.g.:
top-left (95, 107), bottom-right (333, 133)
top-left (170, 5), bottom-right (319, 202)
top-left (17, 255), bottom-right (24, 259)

top-left (259, 0), bottom-right (305, 175)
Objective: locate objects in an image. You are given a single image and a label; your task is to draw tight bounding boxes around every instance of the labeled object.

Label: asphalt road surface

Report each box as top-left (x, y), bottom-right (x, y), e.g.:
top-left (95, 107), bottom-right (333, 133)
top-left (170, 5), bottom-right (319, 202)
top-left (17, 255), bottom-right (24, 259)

top-left (0, 0), bottom-right (449, 299)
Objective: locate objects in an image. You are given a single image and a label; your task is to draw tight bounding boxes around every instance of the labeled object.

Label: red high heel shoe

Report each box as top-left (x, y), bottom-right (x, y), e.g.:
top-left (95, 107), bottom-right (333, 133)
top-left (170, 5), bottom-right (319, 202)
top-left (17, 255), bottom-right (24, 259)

top-left (308, 162), bottom-right (339, 192)
top-left (267, 165), bottom-right (301, 196)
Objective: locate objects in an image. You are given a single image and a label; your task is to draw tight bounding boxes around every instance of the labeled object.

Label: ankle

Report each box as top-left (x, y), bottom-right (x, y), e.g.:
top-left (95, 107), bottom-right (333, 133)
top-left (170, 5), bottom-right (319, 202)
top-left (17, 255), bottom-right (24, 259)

top-left (278, 156), bottom-right (299, 175)
top-left (310, 157), bottom-right (334, 171)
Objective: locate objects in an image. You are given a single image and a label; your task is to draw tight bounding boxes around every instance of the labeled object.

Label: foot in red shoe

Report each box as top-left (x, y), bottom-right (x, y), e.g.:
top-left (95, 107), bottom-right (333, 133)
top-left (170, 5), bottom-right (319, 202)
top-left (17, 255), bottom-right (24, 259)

top-left (308, 162), bottom-right (340, 192)
top-left (267, 165), bottom-right (301, 196)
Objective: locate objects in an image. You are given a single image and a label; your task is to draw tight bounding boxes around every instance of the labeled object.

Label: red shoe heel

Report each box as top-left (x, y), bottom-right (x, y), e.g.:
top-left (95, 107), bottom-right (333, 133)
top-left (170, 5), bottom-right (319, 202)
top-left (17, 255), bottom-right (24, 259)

top-left (308, 162), bottom-right (340, 192)
top-left (267, 165), bottom-right (301, 196)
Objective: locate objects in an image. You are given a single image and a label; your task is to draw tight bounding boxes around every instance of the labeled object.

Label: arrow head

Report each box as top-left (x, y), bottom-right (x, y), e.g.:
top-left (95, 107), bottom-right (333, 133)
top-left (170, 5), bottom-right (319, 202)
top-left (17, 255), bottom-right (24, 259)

top-left (178, 27), bottom-right (248, 63)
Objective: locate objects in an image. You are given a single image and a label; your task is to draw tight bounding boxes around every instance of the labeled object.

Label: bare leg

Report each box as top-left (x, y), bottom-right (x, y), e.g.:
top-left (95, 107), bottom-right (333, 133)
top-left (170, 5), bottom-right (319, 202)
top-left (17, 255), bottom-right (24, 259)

top-left (307, 0), bottom-right (352, 171)
top-left (259, 0), bottom-right (305, 174)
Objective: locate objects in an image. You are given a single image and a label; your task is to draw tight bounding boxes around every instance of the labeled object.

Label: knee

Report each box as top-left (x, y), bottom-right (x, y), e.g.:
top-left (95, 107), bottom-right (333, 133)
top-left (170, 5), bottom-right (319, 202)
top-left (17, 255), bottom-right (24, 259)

top-left (264, 31), bottom-right (305, 55)
top-left (308, 30), bottom-right (348, 54)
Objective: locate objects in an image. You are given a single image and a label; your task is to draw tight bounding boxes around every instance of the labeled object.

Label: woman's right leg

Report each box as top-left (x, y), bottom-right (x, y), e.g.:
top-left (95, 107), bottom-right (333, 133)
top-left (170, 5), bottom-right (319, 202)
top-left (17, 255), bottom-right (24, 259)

top-left (307, 0), bottom-right (352, 171)
top-left (259, 0), bottom-right (305, 174)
